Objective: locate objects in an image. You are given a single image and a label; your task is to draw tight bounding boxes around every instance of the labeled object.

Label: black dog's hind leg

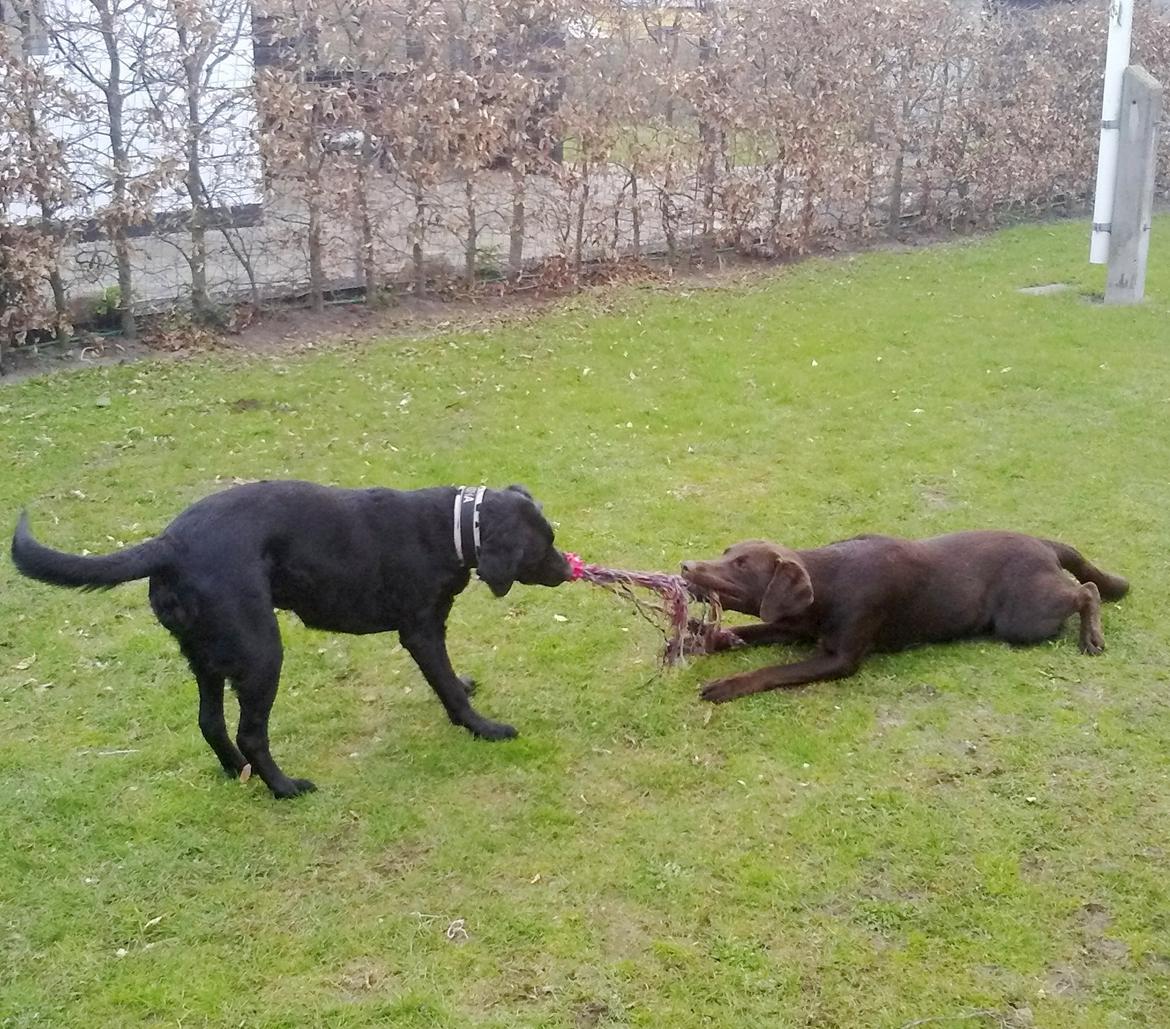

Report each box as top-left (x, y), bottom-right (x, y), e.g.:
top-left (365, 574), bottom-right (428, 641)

top-left (400, 621), bottom-right (516, 740)
top-left (186, 652), bottom-right (248, 777)
top-left (159, 580), bottom-right (248, 779)
top-left (230, 616), bottom-right (317, 799)
top-left (233, 659), bottom-right (317, 799)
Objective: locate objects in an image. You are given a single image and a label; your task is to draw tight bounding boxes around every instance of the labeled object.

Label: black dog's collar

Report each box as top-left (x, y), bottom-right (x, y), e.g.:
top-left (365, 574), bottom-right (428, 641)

top-left (453, 486), bottom-right (485, 568)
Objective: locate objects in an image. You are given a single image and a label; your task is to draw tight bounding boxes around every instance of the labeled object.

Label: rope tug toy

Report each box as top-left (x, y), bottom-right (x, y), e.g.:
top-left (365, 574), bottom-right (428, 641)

top-left (564, 552), bottom-right (742, 666)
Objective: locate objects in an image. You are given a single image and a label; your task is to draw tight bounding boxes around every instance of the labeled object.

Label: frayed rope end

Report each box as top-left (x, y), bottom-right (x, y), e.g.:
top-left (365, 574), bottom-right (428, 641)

top-left (563, 551), bottom-right (739, 666)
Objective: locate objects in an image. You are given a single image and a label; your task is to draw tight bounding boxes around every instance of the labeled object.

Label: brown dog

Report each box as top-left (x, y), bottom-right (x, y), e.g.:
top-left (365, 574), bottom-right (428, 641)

top-left (681, 532), bottom-right (1128, 704)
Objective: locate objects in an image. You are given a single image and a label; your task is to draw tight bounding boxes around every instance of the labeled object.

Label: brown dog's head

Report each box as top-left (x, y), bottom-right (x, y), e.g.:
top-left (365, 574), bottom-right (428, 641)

top-left (681, 540), bottom-right (813, 622)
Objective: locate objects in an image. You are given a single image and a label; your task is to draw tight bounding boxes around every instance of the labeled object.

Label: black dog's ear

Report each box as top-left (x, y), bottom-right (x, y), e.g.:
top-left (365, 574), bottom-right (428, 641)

top-left (477, 538), bottom-right (524, 597)
top-left (505, 484), bottom-right (542, 513)
top-left (760, 557), bottom-right (814, 623)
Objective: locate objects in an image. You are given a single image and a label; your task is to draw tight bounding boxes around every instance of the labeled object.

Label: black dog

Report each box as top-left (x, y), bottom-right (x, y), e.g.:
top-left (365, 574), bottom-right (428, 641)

top-left (681, 532), bottom-right (1128, 704)
top-left (12, 481), bottom-right (570, 797)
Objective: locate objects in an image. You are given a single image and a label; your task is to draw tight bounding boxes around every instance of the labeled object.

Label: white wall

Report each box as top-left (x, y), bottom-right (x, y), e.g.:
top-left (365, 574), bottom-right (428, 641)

top-left (5, 0), bottom-right (262, 224)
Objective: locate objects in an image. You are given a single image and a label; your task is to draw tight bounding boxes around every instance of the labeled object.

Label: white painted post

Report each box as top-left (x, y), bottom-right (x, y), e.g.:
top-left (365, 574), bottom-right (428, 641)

top-left (1089, 0), bottom-right (1134, 264)
top-left (1105, 66), bottom-right (1163, 304)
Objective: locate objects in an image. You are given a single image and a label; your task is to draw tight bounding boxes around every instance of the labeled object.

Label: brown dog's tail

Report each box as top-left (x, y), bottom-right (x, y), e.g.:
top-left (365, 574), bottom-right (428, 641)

top-left (1044, 539), bottom-right (1129, 601)
top-left (11, 511), bottom-right (171, 591)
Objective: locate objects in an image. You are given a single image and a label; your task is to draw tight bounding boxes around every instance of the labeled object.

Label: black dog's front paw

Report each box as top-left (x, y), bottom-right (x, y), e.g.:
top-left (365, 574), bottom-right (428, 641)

top-left (271, 777), bottom-right (318, 799)
top-left (459, 675), bottom-right (478, 696)
top-left (467, 717), bottom-right (518, 741)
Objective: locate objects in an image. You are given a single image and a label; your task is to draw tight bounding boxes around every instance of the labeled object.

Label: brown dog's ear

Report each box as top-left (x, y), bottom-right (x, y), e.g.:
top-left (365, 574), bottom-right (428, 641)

top-left (760, 557), bottom-right (814, 623)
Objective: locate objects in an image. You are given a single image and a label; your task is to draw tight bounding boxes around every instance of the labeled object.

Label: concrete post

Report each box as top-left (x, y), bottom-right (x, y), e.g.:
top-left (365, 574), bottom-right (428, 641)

top-left (1105, 65), bottom-right (1162, 305)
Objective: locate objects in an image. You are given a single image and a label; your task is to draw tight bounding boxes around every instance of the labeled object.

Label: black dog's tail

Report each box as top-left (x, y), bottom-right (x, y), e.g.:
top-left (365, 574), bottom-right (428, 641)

top-left (11, 511), bottom-right (170, 591)
top-left (1044, 539), bottom-right (1129, 602)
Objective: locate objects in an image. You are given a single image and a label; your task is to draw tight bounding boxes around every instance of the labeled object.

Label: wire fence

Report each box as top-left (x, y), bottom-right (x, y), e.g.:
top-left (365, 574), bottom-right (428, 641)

top-left (2, 0), bottom-right (1169, 359)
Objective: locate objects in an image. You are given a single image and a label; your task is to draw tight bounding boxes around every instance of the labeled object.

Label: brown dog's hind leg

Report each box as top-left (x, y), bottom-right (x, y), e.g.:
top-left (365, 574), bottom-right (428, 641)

top-left (993, 573), bottom-right (1105, 653)
top-left (1076, 580), bottom-right (1105, 655)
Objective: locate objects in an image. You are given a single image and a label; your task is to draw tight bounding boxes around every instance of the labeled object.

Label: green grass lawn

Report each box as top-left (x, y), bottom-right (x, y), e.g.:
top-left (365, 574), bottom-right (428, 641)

top-left (3, 219), bottom-right (1170, 1028)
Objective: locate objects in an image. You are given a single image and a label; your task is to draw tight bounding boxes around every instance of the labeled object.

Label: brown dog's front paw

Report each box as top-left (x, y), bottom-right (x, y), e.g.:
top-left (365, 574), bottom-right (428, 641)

top-left (700, 677), bottom-right (745, 704)
top-left (688, 620), bottom-right (740, 653)
top-left (709, 628), bottom-right (744, 652)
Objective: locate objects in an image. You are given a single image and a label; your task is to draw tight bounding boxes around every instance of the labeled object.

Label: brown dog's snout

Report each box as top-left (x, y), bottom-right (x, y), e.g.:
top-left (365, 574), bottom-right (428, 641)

top-left (681, 561), bottom-right (696, 574)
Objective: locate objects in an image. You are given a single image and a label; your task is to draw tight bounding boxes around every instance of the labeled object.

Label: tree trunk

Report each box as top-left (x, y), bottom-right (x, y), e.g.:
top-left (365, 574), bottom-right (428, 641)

top-left (47, 268), bottom-right (68, 341)
top-left (699, 126), bottom-right (717, 263)
top-left (187, 206), bottom-right (210, 321)
top-left (464, 177), bottom-right (477, 288)
top-left (178, 24), bottom-right (212, 323)
top-left (217, 228), bottom-right (261, 308)
top-left (96, 0), bottom-right (136, 339)
top-left (573, 161), bottom-right (589, 284)
top-left (22, 84), bottom-right (69, 340)
top-left (800, 173), bottom-right (817, 247)
top-left (353, 137), bottom-right (377, 300)
top-left (508, 164), bottom-right (525, 281)
top-left (889, 66), bottom-right (911, 237)
top-left (696, 3), bottom-right (718, 263)
top-left (888, 145), bottom-right (905, 237)
top-left (412, 184), bottom-right (426, 296)
top-left (769, 156), bottom-right (786, 250)
top-left (304, 127), bottom-right (325, 313)
top-left (629, 171), bottom-right (641, 259)
top-left (660, 158), bottom-right (678, 268)
top-left (307, 200), bottom-right (325, 313)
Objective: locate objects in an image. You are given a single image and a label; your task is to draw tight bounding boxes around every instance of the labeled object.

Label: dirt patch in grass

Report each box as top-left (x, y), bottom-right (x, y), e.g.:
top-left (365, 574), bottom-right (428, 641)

top-left (371, 839), bottom-right (435, 881)
top-left (1077, 902), bottom-right (1129, 963)
top-left (334, 958), bottom-right (398, 998)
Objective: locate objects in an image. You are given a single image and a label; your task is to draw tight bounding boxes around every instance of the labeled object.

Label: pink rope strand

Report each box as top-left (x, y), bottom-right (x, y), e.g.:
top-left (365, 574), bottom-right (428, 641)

top-left (564, 552), bottom-right (741, 666)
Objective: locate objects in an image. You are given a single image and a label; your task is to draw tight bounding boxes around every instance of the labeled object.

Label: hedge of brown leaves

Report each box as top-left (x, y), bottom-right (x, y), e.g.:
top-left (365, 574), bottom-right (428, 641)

top-left (2, 0), bottom-right (1168, 349)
